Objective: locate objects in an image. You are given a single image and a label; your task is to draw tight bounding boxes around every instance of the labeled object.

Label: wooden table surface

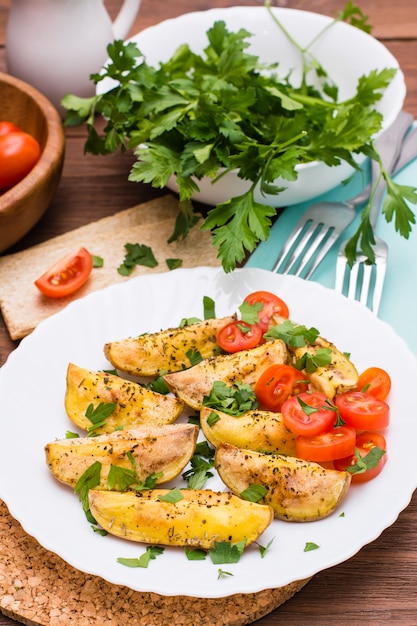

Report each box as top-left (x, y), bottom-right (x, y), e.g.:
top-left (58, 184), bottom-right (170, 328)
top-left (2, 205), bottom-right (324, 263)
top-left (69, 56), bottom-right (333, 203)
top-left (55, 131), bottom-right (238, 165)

top-left (1, 1), bottom-right (417, 624)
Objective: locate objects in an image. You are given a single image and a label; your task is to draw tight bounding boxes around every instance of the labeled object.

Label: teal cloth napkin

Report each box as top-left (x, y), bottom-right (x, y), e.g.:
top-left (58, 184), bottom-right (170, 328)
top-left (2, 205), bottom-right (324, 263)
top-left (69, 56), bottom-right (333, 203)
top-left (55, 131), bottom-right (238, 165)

top-left (246, 156), bottom-right (417, 355)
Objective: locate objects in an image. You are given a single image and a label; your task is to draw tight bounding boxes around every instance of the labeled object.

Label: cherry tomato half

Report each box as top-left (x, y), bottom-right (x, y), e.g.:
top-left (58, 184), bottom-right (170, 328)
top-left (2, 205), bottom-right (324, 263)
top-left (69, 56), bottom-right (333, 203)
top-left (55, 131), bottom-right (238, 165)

top-left (296, 425), bottom-right (357, 462)
top-left (255, 364), bottom-right (309, 412)
top-left (243, 291), bottom-right (290, 331)
top-left (0, 120), bottom-right (22, 136)
top-left (355, 367), bottom-right (391, 401)
top-left (334, 432), bottom-right (387, 483)
top-left (0, 131), bottom-right (41, 189)
top-left (281, 391), bottom-right (337, 437)
top-left (216, 320), bottom-right (263, 353)
top-left (34, 247), bottom-right (93, 298)
top-left (335, 391), bottom-right (390, 431)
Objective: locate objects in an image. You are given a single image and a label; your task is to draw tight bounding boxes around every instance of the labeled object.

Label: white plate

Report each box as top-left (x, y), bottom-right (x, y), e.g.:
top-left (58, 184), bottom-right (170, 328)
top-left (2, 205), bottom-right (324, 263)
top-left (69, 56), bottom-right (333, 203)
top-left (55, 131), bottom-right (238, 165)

top-left (1, 267), bottom-right (416, 598)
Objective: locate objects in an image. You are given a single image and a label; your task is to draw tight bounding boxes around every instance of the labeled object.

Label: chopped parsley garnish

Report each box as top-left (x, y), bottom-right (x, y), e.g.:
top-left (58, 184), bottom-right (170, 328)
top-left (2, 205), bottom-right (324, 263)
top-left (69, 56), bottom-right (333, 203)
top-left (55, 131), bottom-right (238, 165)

top-left (304, 542), bottom-right (320, 552)
top-left (73, 461), bottom-right (102, 527)
top-left (294, 347), bottom-right (333, 372)
top-left (265, 320), bottom-right (319, 347)
top-left (117, 242), bottom-right (158, 276)
top-left (239, 484), bottom-right (268, 503)
top-left (203, 295), bottom-right (216, 319)
top-left (157, 488), bottom-right (184, 503)
top-left (185, 547), bottom-right (207, 561)
top-left (346, 446), bottom-right (386, 475)
top-left (257, 537), bottom-right (275, 558)
top-left (117, 546), bottom-right (164, 568)
top-left (182, 441), bottom-right (215, 489)
top-left (166, 258), bottom-right (182, 270)
top-left (85, 401), bottom-right (117, 435)
top-left (209, 540), bottom-right (247, 564)
top-left (202, 380), bottom-right (258, 415)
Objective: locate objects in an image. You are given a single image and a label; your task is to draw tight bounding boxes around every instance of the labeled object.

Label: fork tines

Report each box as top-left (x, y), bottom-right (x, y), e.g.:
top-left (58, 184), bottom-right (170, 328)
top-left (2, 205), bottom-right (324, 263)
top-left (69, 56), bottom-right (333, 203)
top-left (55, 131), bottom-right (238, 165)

top-left (272, 218), bottom-right (336, 278)
top-left (335, 251), bottom-right (388, 314)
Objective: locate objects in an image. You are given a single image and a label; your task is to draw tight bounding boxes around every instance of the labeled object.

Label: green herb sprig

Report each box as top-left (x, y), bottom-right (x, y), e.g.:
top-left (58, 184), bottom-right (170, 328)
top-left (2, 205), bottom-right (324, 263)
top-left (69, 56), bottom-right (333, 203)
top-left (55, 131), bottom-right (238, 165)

top-left (62, 4), bottom-right (415, 271)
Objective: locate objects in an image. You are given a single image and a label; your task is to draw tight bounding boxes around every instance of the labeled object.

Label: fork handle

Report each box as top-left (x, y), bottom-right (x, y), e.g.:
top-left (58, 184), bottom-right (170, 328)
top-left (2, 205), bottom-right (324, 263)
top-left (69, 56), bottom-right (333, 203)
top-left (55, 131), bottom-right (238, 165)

top-left (369, 111), bottom-right (414, 227)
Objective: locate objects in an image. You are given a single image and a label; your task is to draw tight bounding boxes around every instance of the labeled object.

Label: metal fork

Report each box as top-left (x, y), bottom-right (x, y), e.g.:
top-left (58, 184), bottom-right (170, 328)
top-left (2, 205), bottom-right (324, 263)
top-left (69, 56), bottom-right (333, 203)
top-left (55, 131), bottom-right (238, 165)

top-left (272, 111), bottom-right (414, 279)
top-left (335, 112), bottom-right (414, 314)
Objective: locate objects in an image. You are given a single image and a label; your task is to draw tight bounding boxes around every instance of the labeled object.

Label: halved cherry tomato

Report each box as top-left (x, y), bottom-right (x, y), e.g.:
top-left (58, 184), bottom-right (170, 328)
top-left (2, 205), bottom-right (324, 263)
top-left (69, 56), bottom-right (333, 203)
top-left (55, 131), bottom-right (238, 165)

top-left (334, 432), bottom-right (387, 483)
top-left (335, 391), bottom-right (390, 431)
top-left (254, 364), bottom-right (309, 412)
top-left (34, 247), bottom-right (93, 298)
top-left (243, 291), bottom-right (290, 331)
top-left (0, 131), bottom-right (41, 189)
top-left (296, 425), bottom-right (357, 462)
top-left (0, 120), bottom-right (22, 136)
top-left (281, 391), bottom-right (337, 437)
top-left (216, 320), bottom-right (263, 353)
top-left (355, 367), bottom-right (391, 401)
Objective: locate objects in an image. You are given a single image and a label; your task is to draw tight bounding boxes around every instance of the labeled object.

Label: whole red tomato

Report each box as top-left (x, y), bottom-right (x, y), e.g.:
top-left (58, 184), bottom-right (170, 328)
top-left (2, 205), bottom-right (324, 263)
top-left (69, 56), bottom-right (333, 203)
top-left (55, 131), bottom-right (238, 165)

top-left (0, 130), bottom-right (41, 190)
top-left (0, 120), bottom-right (22, 136)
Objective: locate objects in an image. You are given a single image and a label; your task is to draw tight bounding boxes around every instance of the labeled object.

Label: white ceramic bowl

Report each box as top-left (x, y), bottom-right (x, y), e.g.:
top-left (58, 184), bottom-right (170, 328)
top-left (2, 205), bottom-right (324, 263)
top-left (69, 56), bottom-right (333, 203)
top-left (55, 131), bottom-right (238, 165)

top-left (101, 6), bottom-right (405, 207)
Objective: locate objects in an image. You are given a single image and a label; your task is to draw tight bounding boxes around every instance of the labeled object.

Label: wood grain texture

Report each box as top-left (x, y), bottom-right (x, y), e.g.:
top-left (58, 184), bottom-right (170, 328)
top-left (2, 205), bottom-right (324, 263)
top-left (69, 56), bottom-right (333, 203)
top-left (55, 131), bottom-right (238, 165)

top-left (1, 1), bottom-right (417, 625)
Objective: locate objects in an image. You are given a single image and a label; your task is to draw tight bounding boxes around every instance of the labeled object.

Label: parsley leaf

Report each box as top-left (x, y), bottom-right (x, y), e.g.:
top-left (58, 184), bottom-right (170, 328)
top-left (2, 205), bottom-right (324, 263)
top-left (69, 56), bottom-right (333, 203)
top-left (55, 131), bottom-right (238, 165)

top-left (346, 446), bottom-right (386, 475)
top-left (63, 8), bottom-right (413, 272)
top-left (117, 242), bottom-right (158, 276)
top-left (85, 401), bottom-right (117, 435)
top-left (209, 540), bottom-right (247, 564)
top-left (240, 484), bottom-right (268, 503)
top-left (202, 380), bottom-right (258, 415)
top-left (265, 320), bottom-right (319, 347)
top-left (117, 546), bottom-right (164, 568)
top-left (294, 347), bottom-right (333, 373)
top-left (182, 441), bottom-right (215, 489)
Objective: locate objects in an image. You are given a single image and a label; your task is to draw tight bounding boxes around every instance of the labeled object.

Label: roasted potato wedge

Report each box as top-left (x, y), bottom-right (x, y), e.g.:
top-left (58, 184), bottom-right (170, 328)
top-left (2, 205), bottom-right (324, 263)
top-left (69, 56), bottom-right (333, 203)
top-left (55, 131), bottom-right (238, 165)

top-left (45, 424), bottom-right (198, 488)
top-left (200, 407), bottom-right (297, 456)
top-left (269, 316), bottom-right (358, 399)
top-left (215, 443), bottom-right (351, 522)
top-left (65, 363), bottom-right (184, 433)
top-left (164, 339), bottom-right (288, 409)
top-left (293, 335), bottom-right (358, 398)
top-left (88, 488), bottom-right (273, 549)
top-left (103, 315), bottom-right (237, 377)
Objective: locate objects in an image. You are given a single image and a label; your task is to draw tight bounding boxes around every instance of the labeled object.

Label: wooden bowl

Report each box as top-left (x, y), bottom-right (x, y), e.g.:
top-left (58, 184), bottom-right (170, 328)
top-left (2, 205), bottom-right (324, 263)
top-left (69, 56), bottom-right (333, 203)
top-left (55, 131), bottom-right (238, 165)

top-left (0, 72), bottom-right (65, 253)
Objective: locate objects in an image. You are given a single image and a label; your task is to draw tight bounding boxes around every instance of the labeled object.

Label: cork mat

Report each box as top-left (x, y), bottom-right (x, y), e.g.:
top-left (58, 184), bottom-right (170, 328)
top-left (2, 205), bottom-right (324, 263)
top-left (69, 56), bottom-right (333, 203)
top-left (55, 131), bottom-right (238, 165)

top-left (0, 499), bottom-right (310, 625)
top-left (0, 195), bottom-right (221, 341)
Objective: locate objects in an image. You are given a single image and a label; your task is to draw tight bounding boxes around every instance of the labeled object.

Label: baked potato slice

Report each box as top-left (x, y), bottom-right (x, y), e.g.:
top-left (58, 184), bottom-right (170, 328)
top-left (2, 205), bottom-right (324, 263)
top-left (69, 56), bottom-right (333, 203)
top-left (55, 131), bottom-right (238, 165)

top-left (200, 407), bottom-right (297, 456)
top-left (269, 316), bottom-right (358, 399)
top-left (164, 339), bottom-right (288, 410)
top-left (215, 443), bottom-right (351, 522)
top-left (293, 335), bottom-right (358, 399)
top-left (103, 315), bottom-right (236, 377)
top-left (45, 424), bottom-right (198, 488)
top-left (88, 488), bottom-right (274, 549)
top-left (65, 363), bottom-right (184, 433)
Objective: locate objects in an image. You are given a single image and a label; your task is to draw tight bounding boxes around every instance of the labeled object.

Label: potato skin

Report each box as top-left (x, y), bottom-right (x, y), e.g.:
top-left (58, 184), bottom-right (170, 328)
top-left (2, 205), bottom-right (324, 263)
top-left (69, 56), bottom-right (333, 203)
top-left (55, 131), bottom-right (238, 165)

top-left (269, 316), bottom-right (358, 399)
top-left (65, 363), bottom-right (184, 433)
top-left (103, 315), bottom-right (237, 377)
top-left (215, 443), bottom-right (351, 522)
top-left (45, 424), bottom-right (198, 488)
top-left (164, 339), bottom-right (288, 409)
top-left (88, 488), bottom-right (274, 549)
top-left (200, 407), bottom-right (297, 456)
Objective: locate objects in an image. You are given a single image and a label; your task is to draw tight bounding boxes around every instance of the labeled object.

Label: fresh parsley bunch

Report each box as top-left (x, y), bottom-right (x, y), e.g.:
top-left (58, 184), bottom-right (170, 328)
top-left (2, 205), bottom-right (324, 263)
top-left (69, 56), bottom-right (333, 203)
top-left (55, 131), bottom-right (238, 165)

top-left (62, 3), bottom-right (416, 272)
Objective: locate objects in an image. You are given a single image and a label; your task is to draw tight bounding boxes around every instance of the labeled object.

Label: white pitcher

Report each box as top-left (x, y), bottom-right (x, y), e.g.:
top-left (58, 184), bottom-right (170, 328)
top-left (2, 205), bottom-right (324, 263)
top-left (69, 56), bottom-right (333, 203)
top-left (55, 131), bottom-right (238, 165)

top-left (5, 0), bottom-right (142, 112)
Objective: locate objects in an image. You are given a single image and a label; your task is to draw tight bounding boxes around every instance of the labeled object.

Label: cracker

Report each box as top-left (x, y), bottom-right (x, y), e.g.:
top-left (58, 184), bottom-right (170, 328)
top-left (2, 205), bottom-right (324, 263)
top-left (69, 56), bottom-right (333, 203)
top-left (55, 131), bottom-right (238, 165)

top-left (0, 195), bottom-right (220, 340)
